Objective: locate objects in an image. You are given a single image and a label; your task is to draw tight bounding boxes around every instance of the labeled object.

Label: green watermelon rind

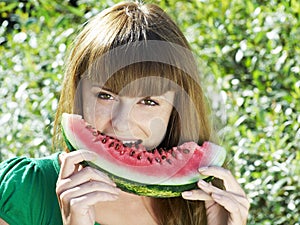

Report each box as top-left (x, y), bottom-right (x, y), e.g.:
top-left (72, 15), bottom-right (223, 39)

top-left (80, 160), bottom-right (214, 197)
top-left (62, 127), bottom-right (214, 197)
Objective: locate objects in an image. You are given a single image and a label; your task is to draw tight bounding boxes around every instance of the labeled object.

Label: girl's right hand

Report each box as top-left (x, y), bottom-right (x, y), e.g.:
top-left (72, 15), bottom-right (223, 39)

top-left (56, 150), bottom-right (120, 225)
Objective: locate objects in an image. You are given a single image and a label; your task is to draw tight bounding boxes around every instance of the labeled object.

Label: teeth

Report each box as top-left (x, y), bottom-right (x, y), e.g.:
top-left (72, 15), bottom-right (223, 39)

top-left (122, 141), bottom-right (136, 144)
top-left (122, 139), bottom-right (142, 146)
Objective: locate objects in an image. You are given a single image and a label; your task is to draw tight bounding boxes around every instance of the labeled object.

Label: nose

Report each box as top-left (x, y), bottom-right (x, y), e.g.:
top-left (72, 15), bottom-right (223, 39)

top-left (111, 99), bottom-right (133, 133)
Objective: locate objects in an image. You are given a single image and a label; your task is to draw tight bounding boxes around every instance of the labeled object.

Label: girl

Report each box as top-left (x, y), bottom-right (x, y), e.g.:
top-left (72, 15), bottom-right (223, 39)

top-left (0, 1), bottom-right (249, 225)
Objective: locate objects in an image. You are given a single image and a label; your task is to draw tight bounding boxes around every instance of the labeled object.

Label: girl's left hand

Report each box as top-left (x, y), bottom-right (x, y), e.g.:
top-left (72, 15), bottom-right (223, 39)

top-left (181, 166), bottom-right (250, 225)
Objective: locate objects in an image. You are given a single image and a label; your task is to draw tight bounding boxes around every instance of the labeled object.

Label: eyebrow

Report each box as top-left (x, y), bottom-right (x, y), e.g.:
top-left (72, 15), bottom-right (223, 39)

top-left (91, 85), bottom-right (114, 93)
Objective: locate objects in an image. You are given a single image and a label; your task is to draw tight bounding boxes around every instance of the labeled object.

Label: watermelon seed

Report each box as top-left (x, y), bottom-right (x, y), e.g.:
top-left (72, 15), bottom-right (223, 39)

top-left (120, 150), bottom-right (125, 155)
top-left (183, 149), bottom-right (190, 154)
top-left (137, 154), bottom-right (142, 160)
top-left (161, 155), bottom-right (166, 160)
top-left (109, 142), bottom-right (114, 148)
top-left (155, 157), bottom-right (161, 163)
top-left (102, 138), bottom-right (107, 143)
top-left (147, 157), bottom-right (152, 163)
top-left (129, 150), bottom-right (135, 156)
top-left (92, 131), bottom-right (98, 136)
top-left (115, 143), bottom-right (120, 150)
top-left (158, 148), bottom-right (162, 155)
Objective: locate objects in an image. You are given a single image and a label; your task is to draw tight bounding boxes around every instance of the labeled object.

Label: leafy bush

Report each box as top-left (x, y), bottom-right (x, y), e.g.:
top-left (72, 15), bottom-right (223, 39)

top-left (0, 0), bottom-right (299, 224)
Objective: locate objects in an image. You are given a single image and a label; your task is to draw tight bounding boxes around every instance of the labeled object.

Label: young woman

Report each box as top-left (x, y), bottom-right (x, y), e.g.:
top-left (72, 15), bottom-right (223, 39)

top-left (0, 1), bottom-right (249, 225)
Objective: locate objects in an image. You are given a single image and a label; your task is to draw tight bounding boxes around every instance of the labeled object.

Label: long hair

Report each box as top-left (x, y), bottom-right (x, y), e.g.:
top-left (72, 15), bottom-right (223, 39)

top-left (53, 2), bottom-right (219, 224)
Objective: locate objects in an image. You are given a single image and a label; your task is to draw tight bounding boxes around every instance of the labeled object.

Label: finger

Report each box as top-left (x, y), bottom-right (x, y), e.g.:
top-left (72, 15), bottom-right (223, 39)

top-left (211, 193), bottom-right (249, 225)
top-left (198, 166), bottom-right (246, 196)
top-left (181, 189), bottom-right (213, 201)
top-left (59, 180), bottom-right (120, 207)
top-left (56, 166), bottom-right (116, 195)
top-left (69, 191), bottom-right (119, 215)
top-left (59, 150), bottom-right (98, 179)
top-left (197, 180), bottom-right (249, 207)
top-left (61, 189), bottom-right (119, 221)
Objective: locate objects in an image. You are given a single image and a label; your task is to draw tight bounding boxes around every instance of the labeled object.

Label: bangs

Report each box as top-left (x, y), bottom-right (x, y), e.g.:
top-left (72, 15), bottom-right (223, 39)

top-left (91, 62), bottom-right (184, 96)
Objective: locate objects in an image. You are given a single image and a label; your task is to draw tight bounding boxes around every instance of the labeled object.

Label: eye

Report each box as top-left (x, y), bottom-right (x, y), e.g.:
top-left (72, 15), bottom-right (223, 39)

top-left (139, 97), bottom-right (159, 106)
top-left (97, 92), bottom-right (114, 100)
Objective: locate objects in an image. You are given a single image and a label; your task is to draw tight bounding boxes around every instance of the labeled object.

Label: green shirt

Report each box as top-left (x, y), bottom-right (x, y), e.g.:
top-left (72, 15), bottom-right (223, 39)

top-left (0, 153), bottom-right (101, 225)
top-left (0, 153), bottom-right (63, 225)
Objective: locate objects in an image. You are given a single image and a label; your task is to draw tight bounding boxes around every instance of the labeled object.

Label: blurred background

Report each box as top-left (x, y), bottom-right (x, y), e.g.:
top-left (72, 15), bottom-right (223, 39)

top-left (0, 0), bottom-right (299, 224)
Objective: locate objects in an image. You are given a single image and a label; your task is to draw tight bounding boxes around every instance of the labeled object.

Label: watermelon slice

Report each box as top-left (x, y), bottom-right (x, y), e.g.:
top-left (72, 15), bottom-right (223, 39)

top-left (61, 113), bottom-right (226, 197)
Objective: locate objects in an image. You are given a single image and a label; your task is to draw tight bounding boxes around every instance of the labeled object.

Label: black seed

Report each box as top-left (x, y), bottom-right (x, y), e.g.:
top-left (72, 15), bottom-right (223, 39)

top-left (120, 150), bottom-right (125, 155)
top-left (137, 154), bottom-right (142, 160)
top-left (115, 143), bottom-right (120, 150)
top-left (158, 148), bottom-right (163, 155)
top-left (155, 157), bottom-right (161, 163)
top-left (102, 138), bottom-right (107, 143)
top-left (183, 149), bottom-right (190, 154)
top-left (129, 151), bottom-right (135, 156)
top-left (109, 142), bottom-right (114, 148)
top-left (162, 155), bottom-right (166, 160)
top-left (147, 157), bottom-right (152, 163)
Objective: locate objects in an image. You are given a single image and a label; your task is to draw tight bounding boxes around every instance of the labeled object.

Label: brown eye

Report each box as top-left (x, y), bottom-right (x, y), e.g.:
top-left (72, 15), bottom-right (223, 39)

top-left (139, 98), bottom-right (159, 106)
top-left (97, 92), bottom-right (114, 100)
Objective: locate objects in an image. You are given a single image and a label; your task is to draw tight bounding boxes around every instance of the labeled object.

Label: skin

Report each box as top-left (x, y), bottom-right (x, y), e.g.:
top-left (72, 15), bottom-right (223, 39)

top-left (81, 79), bottom-right (175, 150)
top-left (55, 79), bottom-right (249, 225)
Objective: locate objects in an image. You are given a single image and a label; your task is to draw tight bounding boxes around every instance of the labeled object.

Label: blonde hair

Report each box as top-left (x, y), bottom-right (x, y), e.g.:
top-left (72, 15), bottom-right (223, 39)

top-left (53, 1), bottom-right (218, 224)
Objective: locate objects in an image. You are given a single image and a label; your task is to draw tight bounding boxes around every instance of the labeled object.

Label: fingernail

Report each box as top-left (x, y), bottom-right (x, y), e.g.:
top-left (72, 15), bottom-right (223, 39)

top-left (182, 191), bottom-right (193, 197)
top-left (198, 167), bottom-right (208, 172)
top-left (198, 180), bottom-right (209, 187)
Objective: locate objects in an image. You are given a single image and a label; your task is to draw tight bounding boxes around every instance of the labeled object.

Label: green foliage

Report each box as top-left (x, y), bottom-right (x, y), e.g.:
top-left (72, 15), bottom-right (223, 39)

top-left (0, 0), bottom-right (299, 224)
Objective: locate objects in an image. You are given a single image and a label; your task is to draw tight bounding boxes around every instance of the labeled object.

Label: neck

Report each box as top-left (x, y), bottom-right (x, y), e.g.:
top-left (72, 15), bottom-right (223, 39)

top-left (94, 191), bottom-right (158, 225)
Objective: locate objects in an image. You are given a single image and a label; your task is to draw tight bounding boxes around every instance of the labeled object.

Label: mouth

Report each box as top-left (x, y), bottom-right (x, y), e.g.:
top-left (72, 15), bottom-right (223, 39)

top-left (121, 139), bottom-right (143, 147)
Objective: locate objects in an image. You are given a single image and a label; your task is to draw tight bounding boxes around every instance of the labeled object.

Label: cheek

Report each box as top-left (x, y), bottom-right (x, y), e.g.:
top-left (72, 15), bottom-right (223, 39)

top-left (83, 102), bottom-right (113, 129)
top-left (149, 117), bottom-right (169, 135)
top-left (142, 116), bottom-right (170, 149)
top-left (134, 110), bottom-right (170, 134)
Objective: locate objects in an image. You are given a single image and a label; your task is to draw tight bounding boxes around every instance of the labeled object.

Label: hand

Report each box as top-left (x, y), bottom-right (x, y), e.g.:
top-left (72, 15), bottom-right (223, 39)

top-left (56, 150), bottom-right (120, 225)
top-left (181, 166), bottom-right (249, 225)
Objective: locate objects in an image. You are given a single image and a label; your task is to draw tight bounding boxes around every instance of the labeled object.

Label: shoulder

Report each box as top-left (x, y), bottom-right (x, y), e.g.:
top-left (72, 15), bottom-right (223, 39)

top-left (0, 153), bottom-right (62, 225)
top-left (0, 152), bottom-right (61, 187)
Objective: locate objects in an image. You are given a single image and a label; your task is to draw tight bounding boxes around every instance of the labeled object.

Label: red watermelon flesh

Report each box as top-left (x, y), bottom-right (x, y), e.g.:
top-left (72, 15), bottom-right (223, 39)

top-left (61, 113), bottom-right (226, 196)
